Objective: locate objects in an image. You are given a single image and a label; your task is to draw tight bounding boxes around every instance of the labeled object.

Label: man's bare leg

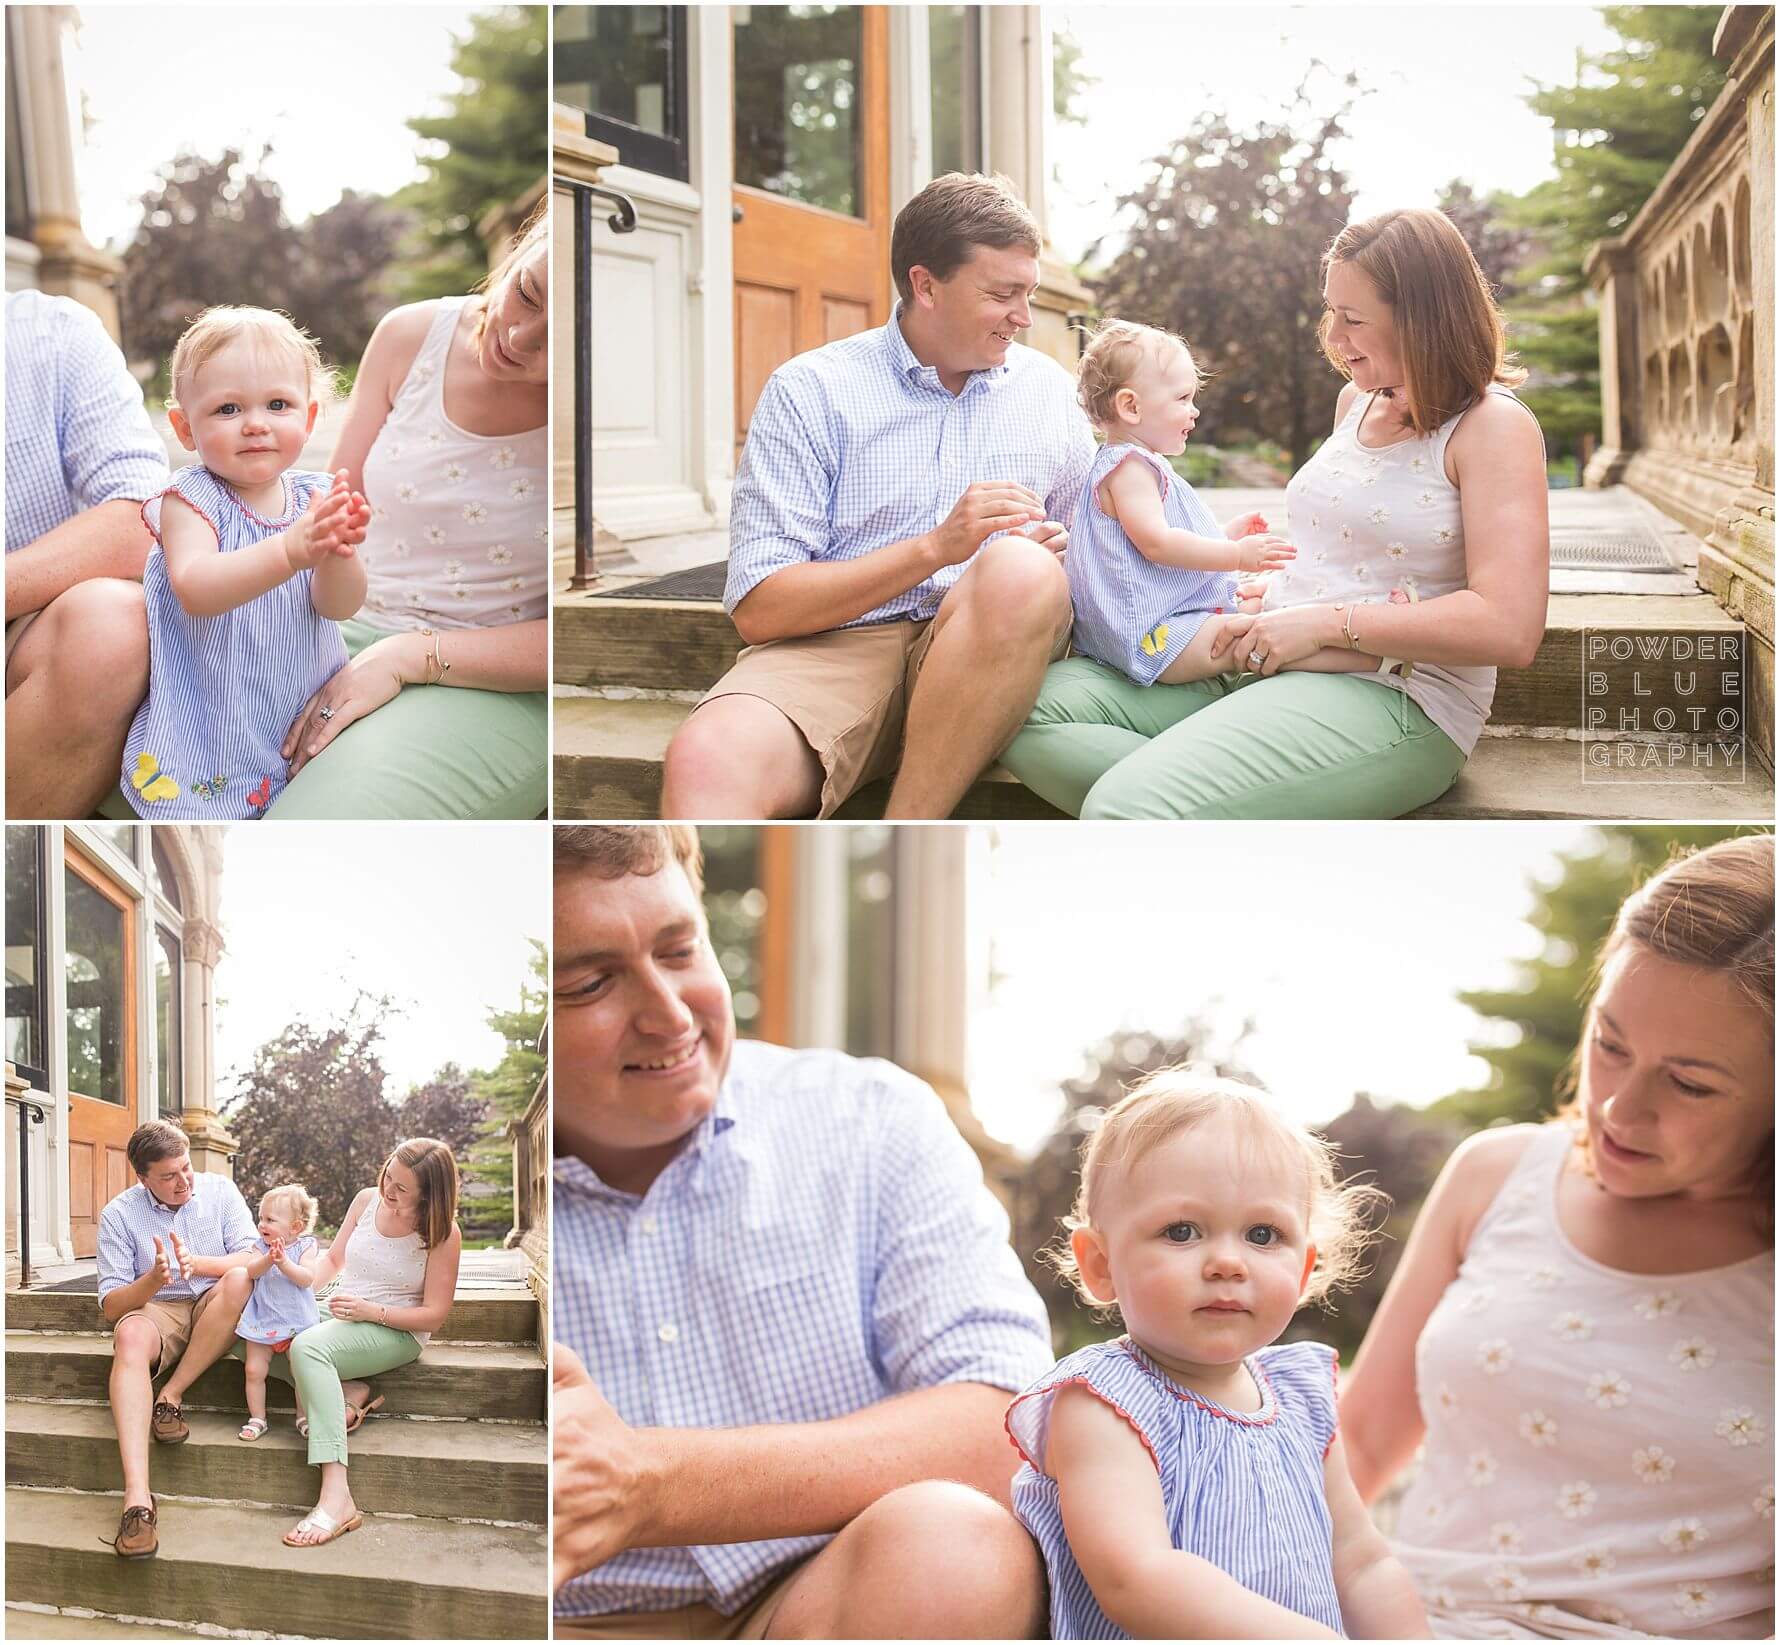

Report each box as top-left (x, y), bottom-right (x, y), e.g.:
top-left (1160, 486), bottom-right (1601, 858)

top-left (157, 1269), bottom-right (251, 1409)
top-left (886, 536), bottom-right (1069, 819)
top-left (766, 1480), bottom-right (1044, 1639)
top-left (5, 578), bottom-right (148, 818)
top-left (660, 696), bottom-right (824, 819)
top-left (110, 1316), bottom-right (162, 1513)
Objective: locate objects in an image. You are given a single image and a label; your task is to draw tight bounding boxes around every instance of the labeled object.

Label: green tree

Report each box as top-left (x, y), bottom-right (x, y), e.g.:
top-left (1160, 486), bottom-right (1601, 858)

top-left (1052, 27), bottom-right (1095, 128)
top-left (458, 941), bottom-right (547, 1242)
top-left (399, 5), bottom-right (548, 301)
top-left (1506, 7), bottom-right (1727, 456)
top-left (399, 1063), bottom-right (488, 1161)
top-left (1087, 80), bottom-right (1360, 468)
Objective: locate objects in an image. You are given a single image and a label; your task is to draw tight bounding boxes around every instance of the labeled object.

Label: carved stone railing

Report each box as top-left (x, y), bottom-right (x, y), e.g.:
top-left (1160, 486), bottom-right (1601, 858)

top-left (1585, 7), bottom-right (1775, 764)
top-left (506, 1062), bottom-right (549, 1347)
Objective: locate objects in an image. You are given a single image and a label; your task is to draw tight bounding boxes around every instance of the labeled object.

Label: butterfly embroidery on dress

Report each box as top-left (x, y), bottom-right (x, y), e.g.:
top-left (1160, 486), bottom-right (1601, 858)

top-left (191, 775), bottom-right (229, 801)
top-left (1140, 623), bottom-right (1170, 657)
top-left (246, 776), bottom-right (273, 811)
top-left (130, 753), bottom-right (180, 803)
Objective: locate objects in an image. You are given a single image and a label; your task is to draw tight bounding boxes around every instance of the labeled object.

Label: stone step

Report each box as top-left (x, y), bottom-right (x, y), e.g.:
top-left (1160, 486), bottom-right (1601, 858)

top-left (5, 1286), bottom-right (537, 1346)
top-left (554, 696), bottom-right (1772, 821)
top-left (4, 1606), bottom-right (218, 1639)
top-left (555, 591), bottom-right (1751, 736)
top-left (6, 1402), bottom-right (545, 1525)
top-left (4, 1488), bottom-right (547, 1640)
top-left (6, 1334), bottom-right (545, 1424)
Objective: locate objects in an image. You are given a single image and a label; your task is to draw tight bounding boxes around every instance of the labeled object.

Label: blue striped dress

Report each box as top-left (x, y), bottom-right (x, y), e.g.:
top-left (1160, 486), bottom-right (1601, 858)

top-left (121, 464), bottom-right (347, 819)
top-left (1066, 442), bottom-right (1239, 685)
top-left (235, 1235), bottom-right (320, 1347)
top-left (1009, 1336), bottom-right (1345, 1639)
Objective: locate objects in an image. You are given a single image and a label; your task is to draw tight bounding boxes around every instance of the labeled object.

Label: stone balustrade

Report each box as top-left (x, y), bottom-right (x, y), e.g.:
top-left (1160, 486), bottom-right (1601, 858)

top-left (507, 1066), bottom-right (550, 1345)
top-left (1586, 6), bottom-right (1775, 764)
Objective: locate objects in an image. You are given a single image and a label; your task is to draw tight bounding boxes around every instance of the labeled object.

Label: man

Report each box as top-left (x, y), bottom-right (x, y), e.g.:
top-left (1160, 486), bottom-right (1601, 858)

top-left (661, 172), bottom-right (1096, 820)
top-left (552, 825), bottom-right (1054, 1638)
top-left (97, 1120), bottom-right (259, 1558)
top-left (6, 288), bottom-right (169, 818)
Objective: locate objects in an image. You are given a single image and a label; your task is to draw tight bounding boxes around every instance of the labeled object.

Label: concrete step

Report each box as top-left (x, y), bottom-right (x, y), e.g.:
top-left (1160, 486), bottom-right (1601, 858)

top-left (4, 1607), bottom-right (219, 1639)
top-left (555, 591), bottom-right (1751, 735)
top-left (4, 1488), bottom-right (547, 1640)
top-left (6, 1334), bottom-right (545, 1424)
top-left (5, 1286), bottom-right (537, 1346)
top-left (554, 696), bottom-right (1772, 821)
top-left (6, 1402), bottom-right (545, 1525)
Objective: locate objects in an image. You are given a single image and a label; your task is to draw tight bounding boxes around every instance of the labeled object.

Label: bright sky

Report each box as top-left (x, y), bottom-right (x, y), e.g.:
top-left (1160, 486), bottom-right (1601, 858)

top-left (211, 825), bottom-right (548, 1106)
top-left (968, 822), bottom-right (1594, 1154)
top-left (67, 5), bottom-right (487, 251)
top-left (1050, 4), bottom-right (1622, 265)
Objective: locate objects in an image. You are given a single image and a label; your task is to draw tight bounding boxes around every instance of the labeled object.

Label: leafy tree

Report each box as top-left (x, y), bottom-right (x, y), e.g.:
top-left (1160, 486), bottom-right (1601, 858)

top-left (297, 190), bottom-right (415, 369)
top-left (398, 5), bottom-right (548, 301)
top-left (1433, 179), bottom-right (1532, 298)
top-left (1087, 80), bottom-right (1360, 468)
top-left (399, 1063), bottom-right (489, 1161)
top-left (459, 941), bottom-right (547, 1242)
top-left (227, 993), bottom-right (402, 1233)
top-left (1052, 28), bottom-right (1095, 129)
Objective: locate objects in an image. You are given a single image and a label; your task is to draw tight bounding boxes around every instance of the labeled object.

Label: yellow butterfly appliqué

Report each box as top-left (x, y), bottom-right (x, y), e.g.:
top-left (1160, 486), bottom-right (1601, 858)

top-left (1139, 623), bottom-right (1170, 657)
top-left (131, 753), bottom-right (181, 803)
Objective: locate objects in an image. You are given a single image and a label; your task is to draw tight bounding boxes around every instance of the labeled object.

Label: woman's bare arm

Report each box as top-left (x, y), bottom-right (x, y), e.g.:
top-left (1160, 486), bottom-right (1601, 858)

top-left (326, 304), bottom-right (434, 499)
top-left (310, 1187), bottom-right (372, 1291)
top-left (376, 1223), bottom-right (461, 1335)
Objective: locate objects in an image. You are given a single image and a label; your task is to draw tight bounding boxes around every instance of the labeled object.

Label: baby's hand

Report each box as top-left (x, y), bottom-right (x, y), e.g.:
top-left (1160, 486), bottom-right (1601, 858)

top-left (1236, 590), bottom-right (1266, 615)
top-left (1224, 510), bottom-right (1269, 541)
top-left (285, 474), bottom-right (368, 571)
top-left (266, 1235), bottom-right (285, 1263)
top-left (1236, 533), bottom-right (1295, 574)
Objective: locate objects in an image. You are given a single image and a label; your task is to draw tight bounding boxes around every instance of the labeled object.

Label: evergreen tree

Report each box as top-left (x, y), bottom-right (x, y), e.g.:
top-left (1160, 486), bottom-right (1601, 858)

top-left (398, 5), bottom-right (548, 301)
top-left (459, 941), bottom-right (547, 1243)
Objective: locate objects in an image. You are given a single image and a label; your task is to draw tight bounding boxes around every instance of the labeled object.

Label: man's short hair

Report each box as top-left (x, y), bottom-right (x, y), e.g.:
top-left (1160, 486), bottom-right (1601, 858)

top-left (890, 172), bottom-right (1041, 303)
top-left (127, 1119), bottom-right (190, 1178)
top-left (555, 826), bottom-right (705, 895)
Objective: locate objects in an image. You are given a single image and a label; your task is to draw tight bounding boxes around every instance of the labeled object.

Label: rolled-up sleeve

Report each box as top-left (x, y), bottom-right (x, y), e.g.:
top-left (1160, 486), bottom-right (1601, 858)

top-left (723, 371), bottom-right (839, 615)
top-left (866, 1063), bottom-right (1054, 1396)
top-left (95, 1205), bottom-right (138, 1303)
top-left (56, 305), bottom-right (169, 511)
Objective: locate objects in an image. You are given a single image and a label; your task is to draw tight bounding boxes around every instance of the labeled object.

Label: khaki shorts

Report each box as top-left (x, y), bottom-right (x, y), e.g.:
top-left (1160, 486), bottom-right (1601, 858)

top-left (114, 1284), bottom-right (227, 1376)
top-left (701, 617), bottom-right (1068, 819)
top-left (554, 1557), bottom-right (808, 1641)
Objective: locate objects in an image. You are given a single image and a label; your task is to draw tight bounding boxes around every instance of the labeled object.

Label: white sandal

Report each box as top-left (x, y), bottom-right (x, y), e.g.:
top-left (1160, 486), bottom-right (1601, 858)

top-left (294, 1416), bottom-right (309, 1438)
top-left (238, 1417), bottom-right (268, 1442)
top-left (282, 1506), bottom-right (363, 1548)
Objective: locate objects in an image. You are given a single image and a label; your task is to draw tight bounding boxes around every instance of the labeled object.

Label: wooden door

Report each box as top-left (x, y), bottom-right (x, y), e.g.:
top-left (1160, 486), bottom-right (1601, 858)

top-left (732, 4), bottom-right (891, 452)
top-left (63, 848), bottom-right (137, 1258)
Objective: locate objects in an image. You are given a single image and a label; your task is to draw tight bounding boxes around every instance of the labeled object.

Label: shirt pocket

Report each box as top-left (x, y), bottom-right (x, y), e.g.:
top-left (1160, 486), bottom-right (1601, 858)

top-left (722, 1256), bottom-right (877, 1424)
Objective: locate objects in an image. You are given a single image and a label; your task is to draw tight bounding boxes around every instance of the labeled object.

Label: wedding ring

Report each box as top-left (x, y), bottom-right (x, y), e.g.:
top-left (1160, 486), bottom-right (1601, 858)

top-left (318, 706), bottom-right (336, 722)
top-left (1248, 650), bottom-right (1264, 670)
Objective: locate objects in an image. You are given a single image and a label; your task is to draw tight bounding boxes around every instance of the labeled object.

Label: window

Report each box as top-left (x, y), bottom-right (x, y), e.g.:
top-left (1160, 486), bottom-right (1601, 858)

top-left (63, 866), bottom-right (129, 1105)
top-left (928, 6), bottom-right (983, 178)
top-left (556, 5), bottom-right (689, 183)
top-left (150, 837), bottom-right (184, 914)
top-left (5, 828), bottom-right (48, 1087)
top-left (155, 926), bottom-right (181, 1117)
top-left (734, 4), bottom-right (864, 217)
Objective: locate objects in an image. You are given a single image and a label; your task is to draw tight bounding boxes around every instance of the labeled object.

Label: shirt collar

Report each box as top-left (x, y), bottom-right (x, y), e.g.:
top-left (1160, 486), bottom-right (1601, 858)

top-left (885, 300), bottom-right (1010, 397)
top-left (553, 1065), bottom-right (741, 1201)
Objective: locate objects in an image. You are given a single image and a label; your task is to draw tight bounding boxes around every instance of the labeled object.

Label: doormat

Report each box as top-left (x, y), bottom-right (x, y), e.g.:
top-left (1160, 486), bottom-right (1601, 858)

top-left (1550, 531), bottom-right (1679, 574)
top-left (31, 1276), bottom-right (98, 1294)
top-left (598, 562), bottom-right (728, 601)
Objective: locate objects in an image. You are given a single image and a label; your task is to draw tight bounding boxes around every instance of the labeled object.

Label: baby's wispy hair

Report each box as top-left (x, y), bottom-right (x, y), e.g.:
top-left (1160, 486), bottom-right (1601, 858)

top-left (1076, 317), bottom-right (1198, 427)
top-left (168, 306), bottom-right (340, 412)
top-left (260, 1182), bottom-right (319, 1237)
top-left (1044, 1068), bottom-right (1388, 1312)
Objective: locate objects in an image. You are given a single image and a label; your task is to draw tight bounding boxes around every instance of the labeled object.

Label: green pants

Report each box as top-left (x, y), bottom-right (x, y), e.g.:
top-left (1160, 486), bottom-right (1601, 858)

top-left (265, 618), bottom-right (546, 819)
top-left (249, 1306), bottom-right (422, 1468)
top-left (1001, 658), bottom-right (1467, 819)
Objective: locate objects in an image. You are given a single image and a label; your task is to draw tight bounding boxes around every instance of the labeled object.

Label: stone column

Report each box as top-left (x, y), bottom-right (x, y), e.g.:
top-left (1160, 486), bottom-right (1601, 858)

top-left (1583, 238), bottom-right (1641, 488)
top-left (177, 916), bottom-right (232, 1175)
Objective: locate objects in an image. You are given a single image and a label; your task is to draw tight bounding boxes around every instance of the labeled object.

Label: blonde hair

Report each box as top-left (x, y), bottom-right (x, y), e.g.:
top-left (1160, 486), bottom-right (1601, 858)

top-left (383, 1137), bottom-right (460, 1251)
top-left (1076, 318), bottom-right (1194, 428)
top-left (471, 199), bottom-right (548, 351)
top-left (1318, 208), bottom-right (1525, 438)
top-left (1049, 1069), bottom-right (1387, 1311)
top-left (167, 306), bottom-right (339, 412)
top-left (260, 1182), bottom-right (319, 1237)
top-left (1560, 833), bottom-right (1774, 1219)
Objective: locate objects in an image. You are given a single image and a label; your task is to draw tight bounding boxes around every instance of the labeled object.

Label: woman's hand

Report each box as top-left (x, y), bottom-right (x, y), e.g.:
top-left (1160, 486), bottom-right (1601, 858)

top-left (327, 1291), bottom-right (373, 1323)
top-left (283, 632), bottom-right (428, 775)
top-left (1212, 603), bottom-right (1343, 675)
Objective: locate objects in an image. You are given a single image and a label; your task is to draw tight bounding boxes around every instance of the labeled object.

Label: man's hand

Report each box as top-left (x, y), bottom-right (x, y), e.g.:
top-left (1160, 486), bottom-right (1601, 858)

top-left (150, 1237), bottom-right (173, 1289)
top-left (553, 1345), bottom-right (654, 1594)
top-left (1235, 533), bottom-right (1296, 574)
top-left (167, 1231), bottom-right (194, 1282)
top-left (927, 482), bottom-right (1045, 568)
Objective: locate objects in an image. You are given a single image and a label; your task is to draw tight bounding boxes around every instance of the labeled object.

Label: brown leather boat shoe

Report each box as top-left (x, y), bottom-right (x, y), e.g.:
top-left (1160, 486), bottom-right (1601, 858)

top-left (110, 1496), bottom-right (158, 1559)
top-left (150, 1399), bottom-right (188, 1444)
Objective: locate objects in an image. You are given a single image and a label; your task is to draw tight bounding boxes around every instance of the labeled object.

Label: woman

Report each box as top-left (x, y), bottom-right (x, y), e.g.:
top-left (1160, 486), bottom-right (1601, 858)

top-left (267, 207), bottom-right (549, 818)
top-left (1344, 835), bottom-right (1774, 1637)
top-left (1001, 207), bottom-right (1549, 819)
top-left (274, 1138), bottom-right (464, 1547)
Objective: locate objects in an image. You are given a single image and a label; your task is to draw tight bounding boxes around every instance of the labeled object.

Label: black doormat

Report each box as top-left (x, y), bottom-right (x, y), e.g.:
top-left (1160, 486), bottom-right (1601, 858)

top-left (31, 1275), bottom-right (98, 1293)
top-left (600, 562), bottom-right (728, 601)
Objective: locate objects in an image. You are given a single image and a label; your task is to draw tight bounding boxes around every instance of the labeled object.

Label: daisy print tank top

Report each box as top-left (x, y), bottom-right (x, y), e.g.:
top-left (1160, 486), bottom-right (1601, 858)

top-left (357, 297), bottom-right (547, 632)
top-left (1395, 1124), bottom-right (1774, 1639)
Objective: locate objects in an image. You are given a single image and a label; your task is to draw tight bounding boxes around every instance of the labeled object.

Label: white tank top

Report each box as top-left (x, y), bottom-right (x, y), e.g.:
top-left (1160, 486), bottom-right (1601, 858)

top-left (357, 297), bottom-right (548, 632)
top-left (1395, 1124), bottom-right (1774, 1638)
top-left (339, 1194), bottom-right (432, 1345)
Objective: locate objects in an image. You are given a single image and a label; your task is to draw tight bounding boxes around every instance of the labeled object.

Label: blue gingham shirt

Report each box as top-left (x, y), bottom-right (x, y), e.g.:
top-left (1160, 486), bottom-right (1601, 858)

top-left (5, 289), bottom-right (170, 556)
top-left (725, 303), bottom-right (1096, 627)
top-left (553, 1039), bottom-right (1054, 1619)
top-left (96, 1174), bottom-right (258, 1305)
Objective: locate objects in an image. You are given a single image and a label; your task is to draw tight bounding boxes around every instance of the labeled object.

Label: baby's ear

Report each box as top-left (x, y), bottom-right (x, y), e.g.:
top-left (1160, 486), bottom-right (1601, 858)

top-left (304, 400), bottom-right (319, 436)
top-left (1300, 1242), bottom-right (1319, 1296)
top-left (1071, 1225), bottom-right (1117, 1304)
top-left (167, 405), bottom-right (196, 451)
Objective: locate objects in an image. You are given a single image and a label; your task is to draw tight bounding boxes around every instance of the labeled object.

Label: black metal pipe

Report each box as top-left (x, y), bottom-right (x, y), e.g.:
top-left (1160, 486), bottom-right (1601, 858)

top-left (13, 1096), bottom-right (47, 1288)
top-left (586, 183), bottom-right (639, 235)
top-left (573, 185), bottom-right (594, 592)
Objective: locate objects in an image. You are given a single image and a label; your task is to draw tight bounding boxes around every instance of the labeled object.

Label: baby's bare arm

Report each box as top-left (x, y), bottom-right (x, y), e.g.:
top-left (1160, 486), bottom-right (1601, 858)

top-left (1325, 1438), bottom-right (1429, 1637)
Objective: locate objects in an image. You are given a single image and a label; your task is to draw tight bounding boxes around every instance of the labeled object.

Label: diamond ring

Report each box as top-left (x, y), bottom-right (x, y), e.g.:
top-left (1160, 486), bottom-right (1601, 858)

top-left (318, 706), bottom-right (336, 722)
top-left (1248, 650), bottom-right (1264, 670)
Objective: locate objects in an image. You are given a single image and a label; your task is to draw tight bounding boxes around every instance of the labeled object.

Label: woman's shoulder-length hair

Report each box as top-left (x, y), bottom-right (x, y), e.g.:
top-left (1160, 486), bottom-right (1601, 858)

top-left (1319, 207), bottom-right (1527, 439)
top-left (382, 1136), bottom-right (460, 1250)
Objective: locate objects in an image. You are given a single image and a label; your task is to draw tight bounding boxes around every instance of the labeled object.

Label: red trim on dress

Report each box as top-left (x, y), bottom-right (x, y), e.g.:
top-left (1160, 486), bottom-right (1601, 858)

top-left (1120, 1338), bottom-right (1281, 1428)
top-left (1323, 1349), bottom-right (1341, 1459)
top-left (1004, 1375), bottom-right (1163, 1477)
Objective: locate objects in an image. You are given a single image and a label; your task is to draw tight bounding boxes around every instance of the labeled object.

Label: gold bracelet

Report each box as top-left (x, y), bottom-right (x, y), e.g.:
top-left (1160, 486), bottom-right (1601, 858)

top-left (1342, 602), bottom-right (1363, 650)
top-left (416, 627), bottom-right (452, 685)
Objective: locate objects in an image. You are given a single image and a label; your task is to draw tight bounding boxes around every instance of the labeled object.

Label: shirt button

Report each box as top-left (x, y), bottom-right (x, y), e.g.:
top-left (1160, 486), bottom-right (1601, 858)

top-left (657, 1322), bottom-right (680, 1344)
top-left (640, 1216), bottom-right (659, 1235)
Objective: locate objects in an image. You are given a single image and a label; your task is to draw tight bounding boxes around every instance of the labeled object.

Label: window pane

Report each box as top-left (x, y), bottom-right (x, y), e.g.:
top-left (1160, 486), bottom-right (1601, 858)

top-left (555, 5), bottom-right (672, 136)
top-left (83, 824), bottom-right (138, 867)
top-left (150, 837), bottom-right (184, 913)
top-left (929, 6), bottom-right (983, 177)
top-left (701, 828), bottom-right (766, 1038)
top-left (5, 829), bottom-right (45, 1074)
top-left (735, 4), bottom-right (863, 217)
top-left (64, 870), bottom-right (128, 1105)
top-left (156, 927), bottom-right (181, 1117)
